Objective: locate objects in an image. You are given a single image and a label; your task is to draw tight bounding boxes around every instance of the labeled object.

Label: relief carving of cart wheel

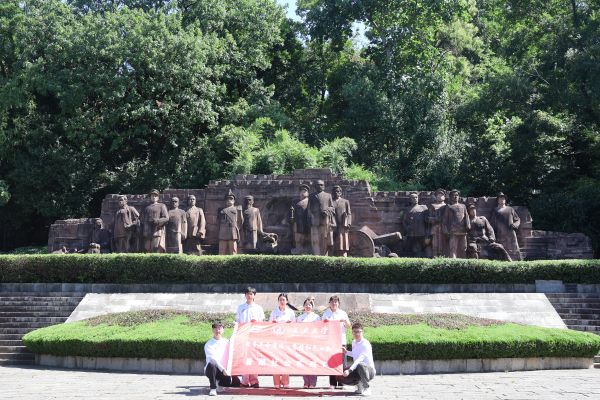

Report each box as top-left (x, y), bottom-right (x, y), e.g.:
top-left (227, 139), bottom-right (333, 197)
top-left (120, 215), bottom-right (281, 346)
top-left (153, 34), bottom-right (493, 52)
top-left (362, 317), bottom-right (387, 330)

top-left (348, 230), bottom-right (375, 257)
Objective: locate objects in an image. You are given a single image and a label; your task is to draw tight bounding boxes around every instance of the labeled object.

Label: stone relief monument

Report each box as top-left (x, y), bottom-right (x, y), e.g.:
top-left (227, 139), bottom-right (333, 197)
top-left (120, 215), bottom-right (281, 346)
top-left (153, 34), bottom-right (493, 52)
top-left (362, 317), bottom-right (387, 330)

top-left (113, 195), bottom-right (140, 253)
top-left (141, 189), bottom-right (169, 253)
top-left (166, 197), bottom-right (187, 254)
top-left (466, 204), bottom-right (511, 261)
top-left (402, 192), bottom-right (429, 258)
top-left (332, 185), bottom-right (351, 257)
top-left (307, 180), bottom-right (336, 256)
top-left (217, 190), bottom-right (243, 255)
top-left (48, 168), bottom-right (594, 260)
top-left (443, 190), bottom-right (470, 259)
top-left (490, 192), bottom-right (522, 261)
top-left (184, 195), bottom-right (206, 256)
top-left (428, 189), bottom-right (448, 257)
top-left (289, 184), bottom-right (311, 255)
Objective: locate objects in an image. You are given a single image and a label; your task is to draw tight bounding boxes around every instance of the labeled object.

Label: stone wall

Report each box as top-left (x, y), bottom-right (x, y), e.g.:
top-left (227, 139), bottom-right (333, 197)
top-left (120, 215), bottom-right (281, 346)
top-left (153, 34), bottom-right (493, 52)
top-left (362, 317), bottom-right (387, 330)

top-left (48, 168), bottom-right (593, 259)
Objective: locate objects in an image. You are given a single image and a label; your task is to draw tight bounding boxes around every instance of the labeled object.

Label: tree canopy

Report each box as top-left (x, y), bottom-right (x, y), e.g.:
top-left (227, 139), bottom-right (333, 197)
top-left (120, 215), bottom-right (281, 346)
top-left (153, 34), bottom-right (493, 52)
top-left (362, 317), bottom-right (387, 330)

top-left (1, 0), bottom-right (599, 254)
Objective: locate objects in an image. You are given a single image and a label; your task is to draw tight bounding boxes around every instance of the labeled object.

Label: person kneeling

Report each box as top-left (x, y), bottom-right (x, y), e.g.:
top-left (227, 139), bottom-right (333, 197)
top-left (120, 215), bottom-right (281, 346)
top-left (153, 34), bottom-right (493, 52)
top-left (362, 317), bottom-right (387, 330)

top-left (204, 321), bottom-right (241, 396)
top-left (341, 322), bottom-right (375, 396)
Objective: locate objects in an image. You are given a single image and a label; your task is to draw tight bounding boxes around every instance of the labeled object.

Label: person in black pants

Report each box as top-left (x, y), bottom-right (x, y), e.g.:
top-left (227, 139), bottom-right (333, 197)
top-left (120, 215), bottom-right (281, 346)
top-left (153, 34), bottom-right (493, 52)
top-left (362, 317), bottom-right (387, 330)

top-left (204, 322), bottom-right (241, 396)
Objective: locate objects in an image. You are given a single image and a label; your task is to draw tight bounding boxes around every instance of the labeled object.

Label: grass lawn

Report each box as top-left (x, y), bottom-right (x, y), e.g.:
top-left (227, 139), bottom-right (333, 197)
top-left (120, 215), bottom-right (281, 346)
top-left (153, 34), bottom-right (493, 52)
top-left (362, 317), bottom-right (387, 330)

top-left (22, 310), bottom-right (600, 360)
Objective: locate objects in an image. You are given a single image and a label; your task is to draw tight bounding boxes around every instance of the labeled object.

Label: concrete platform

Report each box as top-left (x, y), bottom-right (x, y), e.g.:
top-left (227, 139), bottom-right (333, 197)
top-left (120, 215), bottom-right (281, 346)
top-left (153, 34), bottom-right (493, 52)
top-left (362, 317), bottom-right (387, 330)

top-left (67, 292), bottom-right (566, 329)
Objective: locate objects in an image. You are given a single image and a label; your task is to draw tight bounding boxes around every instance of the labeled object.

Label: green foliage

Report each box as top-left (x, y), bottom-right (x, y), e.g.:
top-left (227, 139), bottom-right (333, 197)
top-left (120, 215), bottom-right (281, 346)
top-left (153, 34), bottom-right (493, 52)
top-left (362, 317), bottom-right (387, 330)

top-left (23, 310), bottom-right (600, 360)
top-left (2, 0), bottom-right (600, 256)
top-left (2, 254), bottom-right (600, 284)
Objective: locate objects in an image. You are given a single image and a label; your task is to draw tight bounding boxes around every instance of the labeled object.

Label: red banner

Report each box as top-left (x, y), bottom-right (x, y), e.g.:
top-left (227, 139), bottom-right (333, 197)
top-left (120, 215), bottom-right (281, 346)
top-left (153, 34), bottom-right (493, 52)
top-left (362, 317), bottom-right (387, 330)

top-left (226, 321), bottom-right (343, 375)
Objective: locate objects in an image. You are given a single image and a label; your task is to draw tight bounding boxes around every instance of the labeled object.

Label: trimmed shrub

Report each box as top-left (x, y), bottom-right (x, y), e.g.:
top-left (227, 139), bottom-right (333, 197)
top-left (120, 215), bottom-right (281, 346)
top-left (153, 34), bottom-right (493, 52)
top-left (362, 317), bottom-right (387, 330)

top-left (2, 254), bottom-right (600, 284)
top-left (22, 311), bottom-right (600, 360)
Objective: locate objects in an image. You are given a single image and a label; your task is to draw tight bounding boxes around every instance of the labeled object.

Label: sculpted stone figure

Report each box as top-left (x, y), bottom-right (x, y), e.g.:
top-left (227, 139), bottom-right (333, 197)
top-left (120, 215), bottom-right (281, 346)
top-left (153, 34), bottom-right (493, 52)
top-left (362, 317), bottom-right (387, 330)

top-left (91, 218), bottom-right (112, 253)
top-left (332, 185), bottom-right (352, 257)
top-left (289, 184), bottom-right (311, 254)
top-left (428, 189), bottom-right (448, 257)
top-left (490, 192), bottom-right (522, 261)
top-left (466, 204), bottom-right (511, 261)
top-left (307, 180), bottom-right (336, 256)
top-left (113, 195), bottom-right (140, 253)
top-left (242, 195), bottom-right (264, 250)
top-left (403, 192), bottom-right (430, 257)
top-left (442, 189), bottom-right (470, 258)
top-left (184, 195), bottom-right (206, 255)
top-left (166, 197), bottom-right (188, 254)
top-left (218, 190), bottom-right (243, 255)
top-left (141, 189), bottom-right (169, 253)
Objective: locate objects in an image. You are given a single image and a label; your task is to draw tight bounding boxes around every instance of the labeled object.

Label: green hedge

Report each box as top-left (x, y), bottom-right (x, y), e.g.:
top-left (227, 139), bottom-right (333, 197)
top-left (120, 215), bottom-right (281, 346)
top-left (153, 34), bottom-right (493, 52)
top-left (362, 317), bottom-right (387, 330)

top-left (2, 254), bottom-right (600, 284)
top-left (22, 311), bottom-right (600, 360)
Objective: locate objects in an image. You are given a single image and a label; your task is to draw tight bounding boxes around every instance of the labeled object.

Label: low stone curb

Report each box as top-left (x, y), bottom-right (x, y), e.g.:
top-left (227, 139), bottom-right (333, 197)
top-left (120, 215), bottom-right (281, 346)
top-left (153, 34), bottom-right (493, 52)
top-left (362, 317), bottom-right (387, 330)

top-left (36, 354), bottom-right (593, 375)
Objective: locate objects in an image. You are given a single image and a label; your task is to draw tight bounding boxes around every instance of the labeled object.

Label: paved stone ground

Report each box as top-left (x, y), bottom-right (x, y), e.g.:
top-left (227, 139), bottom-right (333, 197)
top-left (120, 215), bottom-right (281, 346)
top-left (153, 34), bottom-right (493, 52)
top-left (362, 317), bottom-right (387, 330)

top-left (2, 366), bottom-right (600, 399)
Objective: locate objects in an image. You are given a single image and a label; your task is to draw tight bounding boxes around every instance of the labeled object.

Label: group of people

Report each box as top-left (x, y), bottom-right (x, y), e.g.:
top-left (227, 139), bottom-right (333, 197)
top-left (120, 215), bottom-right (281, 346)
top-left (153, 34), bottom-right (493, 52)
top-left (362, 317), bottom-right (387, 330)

top-left (203, 287), bottom-right (375, 396)
top-left (405, 189), bottom-right (521, 261)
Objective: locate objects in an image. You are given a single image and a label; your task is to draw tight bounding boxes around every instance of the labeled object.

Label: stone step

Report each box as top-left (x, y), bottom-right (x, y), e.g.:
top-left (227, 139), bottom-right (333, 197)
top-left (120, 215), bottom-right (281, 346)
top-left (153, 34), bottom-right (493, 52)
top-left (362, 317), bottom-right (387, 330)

top-left (0, 352), bottom-right (34, 361)
top-left (0, 327), bottom-right (49, 334)
top-left (0, 302), bottom-right (81, 309)
top-left (0, 345), bottom-right (28, 353)
top-left (552, 307), bottom-right (600, 315)
top-left (0, 358), bottom-right (35, 366)
top-left (0, 310), bottom-right (74, 316)
top-left (0, 323), bottom-right (61, 331)
top-left (0, 340), bottom-right (23, 346)
top-left (0, 292), bottom-right (86, 297)
top-left (0, 298), bottom-right (83, 303)
top-left (594, 355), bottom-right (600, 363)
top-left (546, 293), bottom-right (600, 299)
top-left (0, 316), bottom-right (68, 323)
top-left (567, 325), bottom-right (600, 332)
top-left (0, 295), bottom-right (85, 299)
top-left (555, 312), bottom-right (600, 320)
top-left (548, 298), bottom-right (600, 304)
top-left (563, 319), bottom-right (600, 327)
top-left (0, 334), bottom-right (25, 340)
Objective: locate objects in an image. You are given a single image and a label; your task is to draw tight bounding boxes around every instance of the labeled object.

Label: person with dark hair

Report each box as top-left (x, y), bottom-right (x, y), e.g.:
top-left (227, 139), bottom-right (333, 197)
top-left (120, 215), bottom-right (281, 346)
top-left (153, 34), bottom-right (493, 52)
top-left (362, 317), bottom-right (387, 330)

top-left (269, 293), bottom-right (296, 388)
top-left (204, 321), bottom-right (241, 396)
top-left (322, 295), bottom-right (351, 389)
top-left (342, 322), bottom-right (375, 396)
top-left (297, 297), bottom-right (321, 388)
top-left (235, 286), bottom-right (263, 387)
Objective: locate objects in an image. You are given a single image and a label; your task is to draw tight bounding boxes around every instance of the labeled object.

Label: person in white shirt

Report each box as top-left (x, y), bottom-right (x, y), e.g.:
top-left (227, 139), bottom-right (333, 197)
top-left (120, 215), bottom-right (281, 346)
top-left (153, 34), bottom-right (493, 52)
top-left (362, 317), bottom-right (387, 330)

top-left (268, 293), bottom-right (296, 388)
top-left (204, 321), bottom-right (240, 396)
top-left (235, 286), bottom-right (264, 388)
top-left (297, 297), bottom-right (321, 388)
top-left (342, 322), bottom-right (375, 396)
top-left (321, 295), bottom-right (351, 389)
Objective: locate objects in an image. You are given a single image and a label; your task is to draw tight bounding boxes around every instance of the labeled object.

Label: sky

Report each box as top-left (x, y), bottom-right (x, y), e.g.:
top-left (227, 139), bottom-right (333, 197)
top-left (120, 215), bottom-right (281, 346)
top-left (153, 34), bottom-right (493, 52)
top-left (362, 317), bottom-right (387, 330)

top-left (276, 0), bottom-right (301, 21)
top-left (275, 0), bottom-right (368, 47)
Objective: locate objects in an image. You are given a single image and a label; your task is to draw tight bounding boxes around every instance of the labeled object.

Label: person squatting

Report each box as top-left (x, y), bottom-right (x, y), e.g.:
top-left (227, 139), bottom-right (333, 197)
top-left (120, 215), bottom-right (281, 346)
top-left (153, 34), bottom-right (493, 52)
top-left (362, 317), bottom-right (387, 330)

top-left (203, 287), bottom-right (375, 396)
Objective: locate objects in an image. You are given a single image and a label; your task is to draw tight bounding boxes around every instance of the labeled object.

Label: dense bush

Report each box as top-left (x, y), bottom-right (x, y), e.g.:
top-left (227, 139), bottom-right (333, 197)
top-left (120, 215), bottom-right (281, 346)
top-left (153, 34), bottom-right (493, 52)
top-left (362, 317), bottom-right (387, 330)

top-left (2, 254), bottom-right (600, 284)
top-left (23, 310), bottom-right (600, 360)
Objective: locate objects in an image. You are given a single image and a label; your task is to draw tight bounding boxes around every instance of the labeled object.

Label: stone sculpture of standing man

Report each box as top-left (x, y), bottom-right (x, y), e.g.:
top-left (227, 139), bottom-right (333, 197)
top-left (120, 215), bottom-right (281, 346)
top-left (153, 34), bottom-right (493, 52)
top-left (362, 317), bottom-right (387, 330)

top-left (184, 195), bottom-right (206, 255)
top-left (428, 189), bottom-right (447, 257)
top-left (403, 192), bottom-right (429, 257)
top-left (218, 190), bottom-right (243, 255)
top-left (307, 180), bottom-right (336, 256)
top-left (113, 195), bottom-right (139, 253)
top-left (442, 189), bottom-right (470, 258)
top-left (142, 189), bottom-right (169, 253)
top-left (289, 184), bottom-right (311, 254)
top-left (166, 197), bottom-right (187, 254)
top-left (490, 192), bottom-right (522, 261)
top-left (242, 195), bottom-right (264, 251)
top-left (332, 185), bottom-right (351, 257)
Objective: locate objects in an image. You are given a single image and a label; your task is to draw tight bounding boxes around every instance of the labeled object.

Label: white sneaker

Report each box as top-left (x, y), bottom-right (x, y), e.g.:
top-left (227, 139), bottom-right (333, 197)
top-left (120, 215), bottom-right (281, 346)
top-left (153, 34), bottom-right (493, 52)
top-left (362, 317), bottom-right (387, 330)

top-left (355, 382), bottom-right (364, 394)
top-left (361, 388), bottom-right (372, 396)
top-left (209, 389), bottom-right (217, 396)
